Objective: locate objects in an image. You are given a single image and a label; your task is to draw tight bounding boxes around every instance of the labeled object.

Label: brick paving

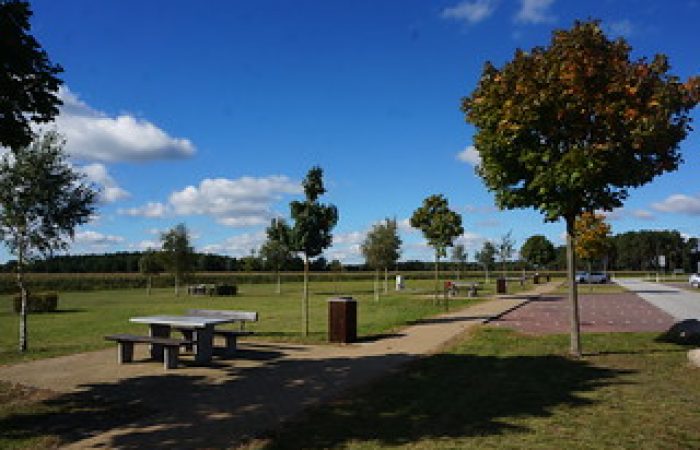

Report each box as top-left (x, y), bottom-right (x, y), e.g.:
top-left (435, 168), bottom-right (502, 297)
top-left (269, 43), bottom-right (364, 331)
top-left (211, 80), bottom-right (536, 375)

top-left (490, 292), bottom-right (675, 335)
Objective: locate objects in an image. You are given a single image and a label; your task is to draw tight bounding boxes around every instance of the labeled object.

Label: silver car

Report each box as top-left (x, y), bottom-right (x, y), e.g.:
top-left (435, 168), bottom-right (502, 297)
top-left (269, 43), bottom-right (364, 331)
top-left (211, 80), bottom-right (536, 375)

top-left (690, 273), bottom-right (700, 288)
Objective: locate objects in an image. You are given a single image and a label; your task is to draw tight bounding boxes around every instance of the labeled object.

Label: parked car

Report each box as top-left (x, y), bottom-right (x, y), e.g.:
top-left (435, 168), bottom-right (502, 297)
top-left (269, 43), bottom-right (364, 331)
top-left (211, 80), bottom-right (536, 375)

top-left (690, 273), bottom-right (700, 288)
top-left (576, 271), bottom-right (609, 284)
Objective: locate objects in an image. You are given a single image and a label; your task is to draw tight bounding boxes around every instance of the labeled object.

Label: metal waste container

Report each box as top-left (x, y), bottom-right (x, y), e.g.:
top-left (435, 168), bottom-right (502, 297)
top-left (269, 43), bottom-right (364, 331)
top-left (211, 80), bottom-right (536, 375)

top-left (496, 277), bottom-right (507, 294)
top-left (328, 297), bottom-right (357, 343)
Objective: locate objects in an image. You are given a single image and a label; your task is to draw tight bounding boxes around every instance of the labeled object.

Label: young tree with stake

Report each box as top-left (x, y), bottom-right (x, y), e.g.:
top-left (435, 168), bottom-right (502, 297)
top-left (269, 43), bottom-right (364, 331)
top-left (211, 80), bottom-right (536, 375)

top-left (410, 195), bottom-right (463, 303)
top-left (462, 20), bottom-right (699, 356)
top-left (360, 218), bottom-right (402, 301)
top-left (0, 131), bottom-right (97, 352)
top-left (260, 217), bottom-right (293, 294)
top-left (160, 223), bottom-right (195, 296)
top-left (290, 166), bottom-right (338, 336)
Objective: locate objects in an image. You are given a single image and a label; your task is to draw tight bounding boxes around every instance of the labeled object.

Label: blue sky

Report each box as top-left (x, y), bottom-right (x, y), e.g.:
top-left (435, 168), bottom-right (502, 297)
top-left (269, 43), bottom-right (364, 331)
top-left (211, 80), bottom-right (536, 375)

top-left (18, 0), bottom-right (700, 263)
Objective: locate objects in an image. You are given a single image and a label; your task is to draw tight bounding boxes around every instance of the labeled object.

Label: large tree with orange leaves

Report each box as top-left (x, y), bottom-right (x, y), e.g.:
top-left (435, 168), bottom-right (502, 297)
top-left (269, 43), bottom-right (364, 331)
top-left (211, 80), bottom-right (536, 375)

top-left (462, 20), bottom-right (699, 356)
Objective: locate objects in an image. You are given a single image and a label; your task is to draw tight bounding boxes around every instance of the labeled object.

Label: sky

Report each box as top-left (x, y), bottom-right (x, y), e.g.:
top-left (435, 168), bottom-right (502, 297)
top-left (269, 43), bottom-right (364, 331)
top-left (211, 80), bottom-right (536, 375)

top-left (14, 0), bottom-right (700, 264)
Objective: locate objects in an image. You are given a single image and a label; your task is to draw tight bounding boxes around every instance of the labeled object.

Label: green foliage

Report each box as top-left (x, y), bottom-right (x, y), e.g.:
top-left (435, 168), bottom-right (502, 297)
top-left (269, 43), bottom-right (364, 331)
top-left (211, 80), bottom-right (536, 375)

top-left (497, 231), bottom-right (516, 273)
top-left (290, 166), bottom-right (339, 259)
top-left (260, 218), bottom-right (293, 271)
top-left (11, 291), bottom-right (57, 313)
top-left (160, 223), bottom-right (195, 294)
top-left (138, 250), bottom-right (162, 276)
top-left (462, 20), bottom-right (699, 224)
top-left (0, 131), bottom-right (98, 260)
top-left (475, 241), bottom-right (497, 270)
top-left (451, 244), bottom-right (467, 265)
top-left (520, 235), bottom-right (556, 268)
top-left (361, 218), bottom-right (402, 270)
top-left (410, 194), bottom-right (463, 259)
top-left (0, 0), bottom-right (63, 150)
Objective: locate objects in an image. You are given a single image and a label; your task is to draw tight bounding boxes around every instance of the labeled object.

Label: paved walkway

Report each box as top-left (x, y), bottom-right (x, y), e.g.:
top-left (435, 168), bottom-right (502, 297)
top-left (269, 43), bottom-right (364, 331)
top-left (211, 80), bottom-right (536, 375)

top-left (0, 283), bottom-right (557, 450)
top-left (614, 278), bottom-right (700, 320)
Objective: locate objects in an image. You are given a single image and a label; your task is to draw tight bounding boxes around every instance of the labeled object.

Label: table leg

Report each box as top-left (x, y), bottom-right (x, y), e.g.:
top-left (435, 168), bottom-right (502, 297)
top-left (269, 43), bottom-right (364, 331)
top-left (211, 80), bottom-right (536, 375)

top-left (149, 324), bottom-right (170, 361)
top-left (193, 325), bottom-right (214, 365)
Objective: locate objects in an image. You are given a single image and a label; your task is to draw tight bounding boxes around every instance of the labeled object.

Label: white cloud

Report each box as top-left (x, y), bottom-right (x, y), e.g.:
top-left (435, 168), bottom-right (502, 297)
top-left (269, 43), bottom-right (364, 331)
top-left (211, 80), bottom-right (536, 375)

top-left (652, 194), bottom-right (700, 215)
top-left (515, 0), bottom-right (556, 24)
top-left (79, 163), bottom-right (130, 203)
top-left (168, 176), bottom-right (301, 227)
top-left (202, 231), bottom-right (266, 257)
top-left (129, 240), bottom-right (161, 251)
top-left (54, 87), bottom-right (196, 163)
top-left (631, 209), bottom-right (655, 220)
top-left (456, 145), bottom-right (481, 167)
top-left (441, 0), bottom-right (498, 24)
top-left (606, 19), bottom-right (635, 38)
top-left (74, 230), bottom-right (125, 248)
top-left (333, 231), bottom-right (366, 246)
top-left (118, 202), bottom-right (169, 218)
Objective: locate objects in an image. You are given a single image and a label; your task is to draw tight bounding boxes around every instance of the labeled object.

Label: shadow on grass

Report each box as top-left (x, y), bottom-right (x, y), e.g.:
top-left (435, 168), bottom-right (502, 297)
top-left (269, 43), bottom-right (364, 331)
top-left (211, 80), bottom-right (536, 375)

top-left (0, 344), bottom-right (627, 449)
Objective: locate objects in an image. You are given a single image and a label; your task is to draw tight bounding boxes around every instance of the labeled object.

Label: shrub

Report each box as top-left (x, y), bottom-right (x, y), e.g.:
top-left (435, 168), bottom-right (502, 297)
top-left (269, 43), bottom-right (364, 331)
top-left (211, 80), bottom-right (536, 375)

top-left (12, 292), bottom-right (59, 313)
top-left (210, 284), bottom-right (237, 296)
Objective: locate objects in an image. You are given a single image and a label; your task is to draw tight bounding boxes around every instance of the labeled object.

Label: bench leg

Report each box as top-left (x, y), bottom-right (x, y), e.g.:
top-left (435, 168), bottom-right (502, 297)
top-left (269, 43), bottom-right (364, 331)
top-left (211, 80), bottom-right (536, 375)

top-left (223, 334), bottom-right (238, 357)
top-left (163, 346), bottom-right (179, 370)
top-left (118, 342), bottom-right (134, 364)
top-left (180, 329), bottom-right (194, 352)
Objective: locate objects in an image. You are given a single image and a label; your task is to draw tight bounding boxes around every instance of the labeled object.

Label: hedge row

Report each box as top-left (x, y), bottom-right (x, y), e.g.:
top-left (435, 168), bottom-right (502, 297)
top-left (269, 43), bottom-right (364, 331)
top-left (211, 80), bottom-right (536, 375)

top-left (12, 292), bottom-right (58, 313)
top-left (0, 270), bottom-right (619, 295)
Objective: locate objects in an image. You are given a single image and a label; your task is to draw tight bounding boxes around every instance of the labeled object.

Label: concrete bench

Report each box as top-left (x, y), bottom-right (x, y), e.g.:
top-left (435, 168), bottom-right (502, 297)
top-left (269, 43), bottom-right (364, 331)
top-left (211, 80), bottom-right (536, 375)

top-left (104, 334), bottom-right (192, 370)
top-left (446, 282), bottom-right (481, 297)
top-left (176, 328), bottom-right (254, 356)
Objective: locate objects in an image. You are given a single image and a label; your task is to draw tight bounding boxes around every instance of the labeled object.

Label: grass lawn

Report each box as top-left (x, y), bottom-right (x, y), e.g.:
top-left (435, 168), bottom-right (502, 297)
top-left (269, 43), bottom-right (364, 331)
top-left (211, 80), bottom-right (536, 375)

top-left (552, 282), bottom-right (629, 295)
top-left (252, 328), bottom-right (700, 449)
top-left (0, 276), bottom-right (530, 366)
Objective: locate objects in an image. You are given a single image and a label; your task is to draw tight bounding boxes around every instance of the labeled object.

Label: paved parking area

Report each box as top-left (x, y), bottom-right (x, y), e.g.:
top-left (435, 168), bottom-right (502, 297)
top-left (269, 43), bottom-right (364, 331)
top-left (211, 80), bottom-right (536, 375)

top-left (614, 278), bottom-right (700, 320)
top-left (490, 292), bottom-right (675, 335)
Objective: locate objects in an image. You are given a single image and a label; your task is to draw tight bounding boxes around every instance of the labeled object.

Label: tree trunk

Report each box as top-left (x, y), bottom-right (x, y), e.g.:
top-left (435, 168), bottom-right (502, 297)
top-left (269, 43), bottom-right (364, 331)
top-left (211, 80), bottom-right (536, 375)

top-left (17, 241), bottom-right (27, 353)
top-left (147, 276), bottom-right (152, 295)
top-left (276, 270), bottom-right (281, 295)
top-left (567, 218), bottom-right (582, 357)
top-left (175, 274), bottom-right (180, 296)
top-left (383, 267), bottom-right (388, 294)
top-left (374, 269), bottom-right (379, 302)
top-left (302, 254), bottom-right (309, 337)
top-left (434, 253), bottom-right (440, 303)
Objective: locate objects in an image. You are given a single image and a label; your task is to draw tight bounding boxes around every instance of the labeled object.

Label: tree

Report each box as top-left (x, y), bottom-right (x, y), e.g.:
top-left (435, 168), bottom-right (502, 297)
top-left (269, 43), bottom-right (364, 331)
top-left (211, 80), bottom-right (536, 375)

top-left (0, 1), bottom-right (63, 151)
top-left (160, 223), bottom-right (195, 296)
top-left (410, 194), bottom-right (463, 302)
top-left (520, 235), bottom-right (556, 269)
top-left (497, 231), bottom-right (515, 277)
top-left (289, 166), bottom-right (338, 336)
top-left (0, 131), bottom-right (97, 352)
top-left (475, 241), bottom-right (497, 283)
top-left (462, 20), bottom-right (699, 356)
top-left (451, 244), bottom-right (467, 280)
top-left (360, 218), bottom-right (402, 301)
top-left (260, 218), bottom-right (293, 294)
top-left (574, 212), bottom-right (612, 273)
top-left (139, 250), bottom-right (162, 295)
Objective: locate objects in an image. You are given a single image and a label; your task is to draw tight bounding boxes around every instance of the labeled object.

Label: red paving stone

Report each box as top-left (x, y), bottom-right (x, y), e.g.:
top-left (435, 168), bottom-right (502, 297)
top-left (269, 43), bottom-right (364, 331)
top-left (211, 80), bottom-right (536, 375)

top-left (490, 292), bottom-right (675, 335)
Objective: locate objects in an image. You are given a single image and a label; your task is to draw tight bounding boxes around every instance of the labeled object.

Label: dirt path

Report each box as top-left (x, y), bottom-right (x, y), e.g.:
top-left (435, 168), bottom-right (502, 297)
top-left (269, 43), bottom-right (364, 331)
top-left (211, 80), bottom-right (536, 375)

top-left (0, 283), bottom-right (557, 449)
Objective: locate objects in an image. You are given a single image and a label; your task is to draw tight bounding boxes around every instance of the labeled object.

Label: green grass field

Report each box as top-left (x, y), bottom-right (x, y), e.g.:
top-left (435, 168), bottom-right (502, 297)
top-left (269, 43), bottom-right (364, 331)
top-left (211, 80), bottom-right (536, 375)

top-left (253, 328), bottom-right (700, 449)
top-left (0, 276), bottom-right (526, 366)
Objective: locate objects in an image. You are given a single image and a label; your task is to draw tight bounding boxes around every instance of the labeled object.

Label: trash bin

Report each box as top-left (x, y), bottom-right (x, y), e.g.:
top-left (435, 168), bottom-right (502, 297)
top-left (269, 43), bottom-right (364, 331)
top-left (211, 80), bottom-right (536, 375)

top-left (533, 274), bottom-right (540, 284)
top-left (395, 274), bottom-right (404, 291)
top-left (328, 297), bottom-right (357, 343)
top-left (496, 277), bottom-right (507, 294)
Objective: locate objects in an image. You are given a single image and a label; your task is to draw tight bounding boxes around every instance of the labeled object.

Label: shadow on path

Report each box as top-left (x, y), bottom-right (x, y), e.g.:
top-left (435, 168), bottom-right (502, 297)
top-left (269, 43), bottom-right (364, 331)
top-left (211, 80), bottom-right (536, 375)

top-left (0, 345), bottom-right (627, 449)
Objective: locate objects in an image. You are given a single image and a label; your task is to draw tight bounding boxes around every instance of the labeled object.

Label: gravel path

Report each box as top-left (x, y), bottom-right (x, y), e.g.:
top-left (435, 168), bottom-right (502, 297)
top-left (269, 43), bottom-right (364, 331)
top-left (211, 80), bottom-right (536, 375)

top-left (0, 283), bottom-right (556, 450)
top-left (614, 278), bottom-right (700, 320)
